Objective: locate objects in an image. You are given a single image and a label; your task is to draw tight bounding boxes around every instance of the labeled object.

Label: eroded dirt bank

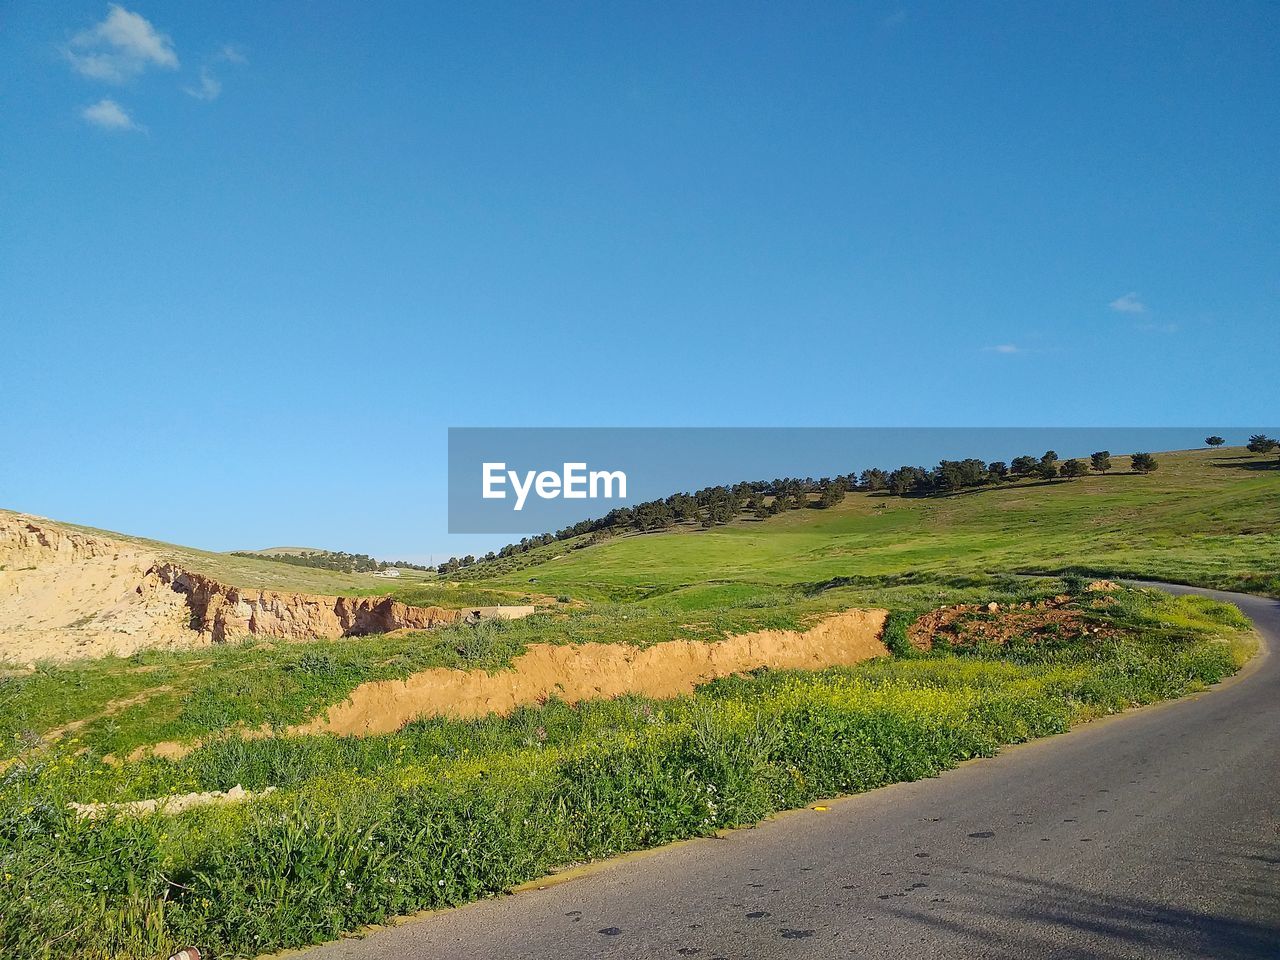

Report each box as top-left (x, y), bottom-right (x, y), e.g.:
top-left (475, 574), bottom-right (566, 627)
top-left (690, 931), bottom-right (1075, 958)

top-left (0, 513), bottom-right (482, 662)
top-left (292, 607), bottom-right (890, 736)
top-left (144, 564), bottom-right (465, 643)
top-left (0, 513), bottom-right (194, 661)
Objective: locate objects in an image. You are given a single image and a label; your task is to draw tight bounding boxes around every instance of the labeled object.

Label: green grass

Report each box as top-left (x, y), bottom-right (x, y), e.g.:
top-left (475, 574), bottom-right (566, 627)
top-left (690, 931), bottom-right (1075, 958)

top-left (0, 574), bottom-right (1070, 762)
top-left (465, 449), bottom-right (1280, 602)
top-left (0, 589), bottom-right (1253, 960)
top-left (1, 447), bottom-right (1275, 959)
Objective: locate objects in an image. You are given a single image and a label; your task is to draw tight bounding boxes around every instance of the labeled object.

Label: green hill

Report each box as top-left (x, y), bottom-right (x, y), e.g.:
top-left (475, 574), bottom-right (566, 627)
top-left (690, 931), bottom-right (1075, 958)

top-left (4, 445), bottom-right (1275, 960)
top-left (462, 447), bottom-right (1280, 603)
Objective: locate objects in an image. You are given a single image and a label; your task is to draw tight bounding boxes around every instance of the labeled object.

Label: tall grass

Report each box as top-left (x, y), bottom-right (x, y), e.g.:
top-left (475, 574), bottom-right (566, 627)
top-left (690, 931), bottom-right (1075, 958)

top-left (0, 591), bottom-right (1249, 960)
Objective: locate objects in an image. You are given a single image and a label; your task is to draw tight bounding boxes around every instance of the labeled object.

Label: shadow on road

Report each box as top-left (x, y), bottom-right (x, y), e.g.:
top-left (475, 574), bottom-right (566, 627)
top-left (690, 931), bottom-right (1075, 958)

top-left (885, 853), bottom-right (1280, 959)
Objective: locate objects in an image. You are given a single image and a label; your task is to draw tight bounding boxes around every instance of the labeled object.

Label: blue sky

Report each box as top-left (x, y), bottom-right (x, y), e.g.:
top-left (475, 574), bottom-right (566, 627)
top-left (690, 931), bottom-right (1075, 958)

top-left (2, 2), bottom-right (1277, 560)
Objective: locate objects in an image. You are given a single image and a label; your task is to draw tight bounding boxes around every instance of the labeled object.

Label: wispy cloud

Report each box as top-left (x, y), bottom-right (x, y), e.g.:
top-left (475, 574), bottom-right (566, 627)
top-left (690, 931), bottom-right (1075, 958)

top-left (184, 67), bottom-right (221, 101)
top-left (81, 98), bottom-right (142, 131)
top-left (1109, 292), bottom-right (1147, 314)
top-left (67, 5), bottom-right (178, 83)
top-left (984, 344), bottom-right (1022, 354)
top-left (184, 45), bottom-right (247, 101)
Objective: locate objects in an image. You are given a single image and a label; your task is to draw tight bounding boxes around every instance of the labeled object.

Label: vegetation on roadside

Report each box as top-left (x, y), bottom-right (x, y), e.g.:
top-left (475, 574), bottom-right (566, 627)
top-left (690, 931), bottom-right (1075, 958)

top-left (0, 586), bottom-right (1253, 960)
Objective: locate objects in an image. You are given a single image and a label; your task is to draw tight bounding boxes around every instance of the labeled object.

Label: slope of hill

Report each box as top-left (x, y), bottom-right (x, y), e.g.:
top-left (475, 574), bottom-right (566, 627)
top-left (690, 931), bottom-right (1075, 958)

top-left (466, 448), bottom-right (1280, 602)
top-left (2, 446), bottom-right (1274, 959)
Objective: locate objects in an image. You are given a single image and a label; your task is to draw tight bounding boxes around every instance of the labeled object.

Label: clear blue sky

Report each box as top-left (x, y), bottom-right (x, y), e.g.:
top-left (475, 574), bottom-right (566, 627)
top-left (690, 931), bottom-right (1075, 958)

top-left (2, 2), bottom-right (1277, 560)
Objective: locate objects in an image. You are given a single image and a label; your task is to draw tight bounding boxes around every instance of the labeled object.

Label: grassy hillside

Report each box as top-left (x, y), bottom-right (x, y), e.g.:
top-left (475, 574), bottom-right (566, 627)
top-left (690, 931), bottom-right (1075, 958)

top-left (19, 447), bottom-right (1274, 607)
top-left (2, 446), bottom-right (1275, 959)
top-left (467, 448), bottom-right (1280, 601)
top-left (5, 510), bottom-right (536, 606)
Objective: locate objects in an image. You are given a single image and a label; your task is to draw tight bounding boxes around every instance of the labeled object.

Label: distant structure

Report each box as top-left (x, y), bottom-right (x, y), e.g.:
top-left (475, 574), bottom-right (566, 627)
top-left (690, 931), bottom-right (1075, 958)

top-left (465, 605), bottom-right (536, 624)
top-left (375, 568), bottom-right (402, 578)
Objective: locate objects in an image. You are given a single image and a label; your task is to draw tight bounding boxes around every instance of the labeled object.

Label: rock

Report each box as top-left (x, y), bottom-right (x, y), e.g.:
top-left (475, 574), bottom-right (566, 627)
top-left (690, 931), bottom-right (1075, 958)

top-left (147, 564), bottom-right (468, 643)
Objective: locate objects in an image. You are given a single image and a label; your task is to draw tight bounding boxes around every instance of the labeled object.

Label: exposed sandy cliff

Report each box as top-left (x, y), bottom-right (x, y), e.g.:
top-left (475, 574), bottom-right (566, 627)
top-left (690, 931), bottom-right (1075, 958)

top-left (143, 564), bottom-right (463, 643)
top-left (0, 513), bottom-right (468, 662)
top-left (0, 514), bottom-right (194, 661)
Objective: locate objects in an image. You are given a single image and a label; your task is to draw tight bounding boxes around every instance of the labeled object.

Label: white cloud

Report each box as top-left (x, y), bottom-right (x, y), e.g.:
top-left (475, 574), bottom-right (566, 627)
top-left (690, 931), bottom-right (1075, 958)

top-left (81, 98), bottom-right (142, 131)
top-left (185, 45), bottom-right (247, 101)
top-left (184, 66), bottom-right (222, 101)
top-left (1109, 292), bottom-right (1147, 314)
top-left (985, 344), bottom-right (1022, 354)
top-left (68, 5), bottom-right (178, 83)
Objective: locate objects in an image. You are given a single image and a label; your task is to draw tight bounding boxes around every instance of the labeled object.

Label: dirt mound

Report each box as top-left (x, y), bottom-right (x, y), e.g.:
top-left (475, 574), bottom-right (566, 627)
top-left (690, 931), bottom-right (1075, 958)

top-left (908, 597), bottom-right (1114, 651)
top-left (293, 608), bottom-right (890, 737)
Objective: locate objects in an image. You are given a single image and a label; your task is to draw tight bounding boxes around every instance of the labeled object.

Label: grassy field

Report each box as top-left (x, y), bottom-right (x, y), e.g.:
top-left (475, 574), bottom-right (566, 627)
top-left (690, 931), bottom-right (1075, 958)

top-left (1, 587), bottom-right (1256, 959)
top-left (35, 448), bottom-right (1278, 608)
top-left (1, 446), bottom-right (1276, 959)
top-left (467, 448), bottom-right (1280, 602)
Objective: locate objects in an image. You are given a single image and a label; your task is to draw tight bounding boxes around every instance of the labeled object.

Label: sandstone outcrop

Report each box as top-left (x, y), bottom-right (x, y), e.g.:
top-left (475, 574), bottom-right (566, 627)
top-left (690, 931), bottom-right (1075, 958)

top-left (0, 511), bottom-right (501, 662)
top-left (143, 564), bottom-right (465, 643)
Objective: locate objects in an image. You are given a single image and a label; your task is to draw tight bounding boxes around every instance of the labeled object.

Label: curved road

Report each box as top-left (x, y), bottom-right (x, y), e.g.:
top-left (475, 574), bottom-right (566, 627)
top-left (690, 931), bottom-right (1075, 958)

top-left (292, 584), bottom-right (1280, 960)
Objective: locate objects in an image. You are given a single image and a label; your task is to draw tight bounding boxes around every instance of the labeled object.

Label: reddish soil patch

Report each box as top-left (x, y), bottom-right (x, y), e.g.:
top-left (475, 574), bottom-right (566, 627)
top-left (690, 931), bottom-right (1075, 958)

top-left (909, 596), bottom-right (1118, 651)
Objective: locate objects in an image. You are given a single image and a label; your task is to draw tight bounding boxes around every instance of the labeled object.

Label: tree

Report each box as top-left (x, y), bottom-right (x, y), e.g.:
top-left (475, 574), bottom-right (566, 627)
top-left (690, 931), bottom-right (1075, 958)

top-left (1034, 459), bottom-right (1059, 480)
top-left (934, 458), bottom-right (988, 492)
top-left (888, 466), bottom-right (921, 496)
top-left (987, 461), bottom-right (1009, 482)
top-left (1010, 455), bottom-right (1038, 477)
top-left (819, 481), bottom-right (847, 509)
top-left (635, 501), bottom-right (674, 531)
top-left (670, 493), bottom-right (700, 522)
top-left (1042, 450), bottom-right (1058, 464)
top-left (1205, 436), bottom-right (1225, 447)
top-left (1060, 459), bottom-right (1088, 479)
top-left (1090, 451), bottom-right (1112, 474)
top-left (859, 468), bottom-right (888, 492)
top-left (1247, 434), bottom-right (1278, 454)
top-left (1130, 452), bottom-right (1159, 474)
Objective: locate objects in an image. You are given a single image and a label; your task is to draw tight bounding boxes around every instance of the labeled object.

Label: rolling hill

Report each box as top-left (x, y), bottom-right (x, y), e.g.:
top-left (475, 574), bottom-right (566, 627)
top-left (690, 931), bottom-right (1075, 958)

top-left (460, 447), bottom-right (1280, 602)
top-left (2, 445), bottom-right (1275, 959)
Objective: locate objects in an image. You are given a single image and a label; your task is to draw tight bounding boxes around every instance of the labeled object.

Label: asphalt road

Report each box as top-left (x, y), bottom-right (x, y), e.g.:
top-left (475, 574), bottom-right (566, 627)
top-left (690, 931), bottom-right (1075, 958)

top-left (292, 584), bottom-right (1280, 960)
